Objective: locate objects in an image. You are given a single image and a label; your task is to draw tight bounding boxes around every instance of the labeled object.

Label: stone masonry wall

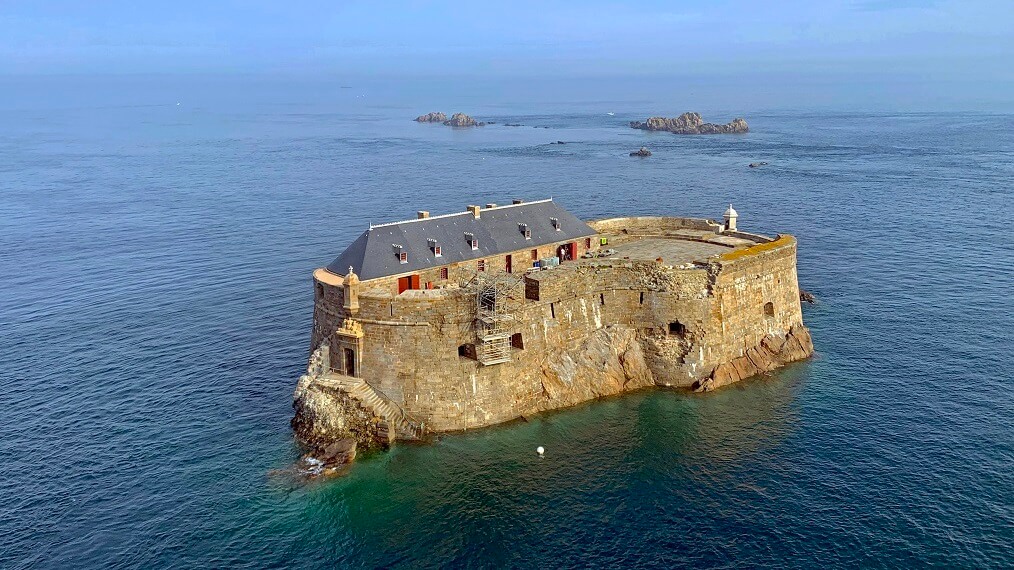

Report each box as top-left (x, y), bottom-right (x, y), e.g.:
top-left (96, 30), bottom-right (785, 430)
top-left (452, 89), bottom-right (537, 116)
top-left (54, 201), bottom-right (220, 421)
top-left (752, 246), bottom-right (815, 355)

top-left (299, 219), bottom-right (812, 435)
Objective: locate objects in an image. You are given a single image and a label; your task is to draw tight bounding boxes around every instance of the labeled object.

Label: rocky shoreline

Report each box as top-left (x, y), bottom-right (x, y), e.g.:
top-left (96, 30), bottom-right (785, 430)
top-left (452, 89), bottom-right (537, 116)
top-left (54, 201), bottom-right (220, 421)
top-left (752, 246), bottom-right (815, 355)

top-left (630, 112), bottom-right (748, 134)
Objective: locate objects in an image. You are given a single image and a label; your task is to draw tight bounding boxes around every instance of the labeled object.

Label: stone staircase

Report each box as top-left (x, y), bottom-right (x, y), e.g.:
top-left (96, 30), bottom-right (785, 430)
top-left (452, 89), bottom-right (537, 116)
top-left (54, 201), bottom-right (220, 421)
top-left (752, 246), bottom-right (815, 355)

top-left (321, 373), bottom-right (424, 441)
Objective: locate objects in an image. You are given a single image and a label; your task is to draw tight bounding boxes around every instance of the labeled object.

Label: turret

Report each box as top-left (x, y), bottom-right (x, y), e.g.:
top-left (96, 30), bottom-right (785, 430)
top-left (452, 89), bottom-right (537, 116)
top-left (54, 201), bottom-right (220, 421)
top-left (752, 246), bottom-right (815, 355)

top-left (723, 204), bottom-right (738, 232)
top-left (343, 266), bottom-right (360, 313)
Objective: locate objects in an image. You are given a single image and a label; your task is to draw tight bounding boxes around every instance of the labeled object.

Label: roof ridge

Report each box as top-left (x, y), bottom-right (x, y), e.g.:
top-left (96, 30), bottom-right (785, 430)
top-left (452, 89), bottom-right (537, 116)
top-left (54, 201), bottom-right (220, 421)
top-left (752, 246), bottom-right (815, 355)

top-left (370, 198), bottom-right (554, 229)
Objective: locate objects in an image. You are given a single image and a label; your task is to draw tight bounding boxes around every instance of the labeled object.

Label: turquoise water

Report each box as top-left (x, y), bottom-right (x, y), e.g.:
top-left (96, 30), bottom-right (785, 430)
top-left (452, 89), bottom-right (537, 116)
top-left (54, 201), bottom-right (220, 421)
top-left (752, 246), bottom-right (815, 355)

top-left (1, 80), bottom-right (1012, 567)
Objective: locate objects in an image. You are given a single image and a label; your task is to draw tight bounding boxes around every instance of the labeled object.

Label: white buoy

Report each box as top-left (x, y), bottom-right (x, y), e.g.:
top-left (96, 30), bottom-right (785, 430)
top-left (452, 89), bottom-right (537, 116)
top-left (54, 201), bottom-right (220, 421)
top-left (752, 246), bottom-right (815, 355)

top-left (537, 446), bottom-right (545, 456)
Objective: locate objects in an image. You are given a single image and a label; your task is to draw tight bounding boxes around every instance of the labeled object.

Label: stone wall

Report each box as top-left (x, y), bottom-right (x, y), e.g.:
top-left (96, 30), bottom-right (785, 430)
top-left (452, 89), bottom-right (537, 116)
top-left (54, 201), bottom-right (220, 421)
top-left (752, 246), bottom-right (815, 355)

top-left (296, 218), bottom-right (813, 438)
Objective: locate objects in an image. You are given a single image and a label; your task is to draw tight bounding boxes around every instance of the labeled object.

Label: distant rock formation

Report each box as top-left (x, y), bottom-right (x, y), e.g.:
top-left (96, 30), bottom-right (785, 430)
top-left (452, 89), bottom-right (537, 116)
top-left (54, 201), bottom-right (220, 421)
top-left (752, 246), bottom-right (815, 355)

top-left (800, 289), bottom-right (816, 304)
top-left (630, 147), bottom-right (652, 157)
top-left (443, 113), bottom-right (485, 127)
top-left (414, 112), bottom-right (447, 123)
top-left (749, 162), bottom-right (769, 168)
top-left (630, 112), bottom-right (748, 134)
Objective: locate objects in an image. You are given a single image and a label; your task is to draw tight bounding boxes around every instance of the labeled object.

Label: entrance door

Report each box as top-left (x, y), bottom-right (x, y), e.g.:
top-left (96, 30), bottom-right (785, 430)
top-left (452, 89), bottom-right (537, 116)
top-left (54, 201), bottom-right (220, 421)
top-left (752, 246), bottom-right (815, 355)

top-left (505, 254), bottom-right (512, 273)
top-left (343, 347), bottom-right (356, 377)
top-left (398, 275), bottom-right (421, 294)
top-left (568, 242), bottom-right (577, 260)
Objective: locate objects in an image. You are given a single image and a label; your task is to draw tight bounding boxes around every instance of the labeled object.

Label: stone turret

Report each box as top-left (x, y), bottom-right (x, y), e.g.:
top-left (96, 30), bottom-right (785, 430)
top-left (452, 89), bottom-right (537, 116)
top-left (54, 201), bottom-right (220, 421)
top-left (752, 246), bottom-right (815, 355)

top-left (723, 204), bottom-right (738, 232)
top-left (343, 267), bottom-right (360, 313)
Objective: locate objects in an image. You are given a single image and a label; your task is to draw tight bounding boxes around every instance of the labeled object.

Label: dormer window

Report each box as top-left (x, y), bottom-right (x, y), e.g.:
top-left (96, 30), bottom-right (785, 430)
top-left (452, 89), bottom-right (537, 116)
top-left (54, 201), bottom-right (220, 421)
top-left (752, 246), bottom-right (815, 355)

top-left (428, 238), bottom-right (442, 257)
top-left (464, 232), bottom-right (478, 250)
top-left (550, 217), bottom-right (561, 231)
top-left (519, 223), bottom-right (531, 239)
top-left (393, 244), bottom-right (407, 264)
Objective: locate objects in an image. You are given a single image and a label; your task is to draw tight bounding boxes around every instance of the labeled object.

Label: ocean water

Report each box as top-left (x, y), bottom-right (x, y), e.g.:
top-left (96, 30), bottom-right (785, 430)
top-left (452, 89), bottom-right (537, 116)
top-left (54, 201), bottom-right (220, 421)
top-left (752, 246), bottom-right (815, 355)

top-left (1, 79), bottom-right (1012, 568)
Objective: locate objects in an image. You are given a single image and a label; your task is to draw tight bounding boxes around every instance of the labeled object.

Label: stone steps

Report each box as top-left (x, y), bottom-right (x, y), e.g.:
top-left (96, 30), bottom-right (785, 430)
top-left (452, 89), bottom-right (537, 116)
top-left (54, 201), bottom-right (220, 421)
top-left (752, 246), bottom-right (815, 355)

top-left (323, 373), bottom-right (423, 440)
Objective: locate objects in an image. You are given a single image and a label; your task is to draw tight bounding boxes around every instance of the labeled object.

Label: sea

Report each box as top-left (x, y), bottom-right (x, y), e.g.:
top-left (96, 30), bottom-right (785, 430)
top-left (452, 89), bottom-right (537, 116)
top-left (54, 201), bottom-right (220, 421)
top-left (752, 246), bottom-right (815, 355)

top-left (1, 76), bottom-right (1011, 568)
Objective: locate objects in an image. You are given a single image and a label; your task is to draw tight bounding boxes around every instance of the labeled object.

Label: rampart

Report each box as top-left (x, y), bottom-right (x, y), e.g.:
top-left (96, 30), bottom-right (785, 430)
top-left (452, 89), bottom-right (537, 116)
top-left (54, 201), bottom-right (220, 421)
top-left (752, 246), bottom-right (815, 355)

top-left (294, 216), bottom-right (813, 452)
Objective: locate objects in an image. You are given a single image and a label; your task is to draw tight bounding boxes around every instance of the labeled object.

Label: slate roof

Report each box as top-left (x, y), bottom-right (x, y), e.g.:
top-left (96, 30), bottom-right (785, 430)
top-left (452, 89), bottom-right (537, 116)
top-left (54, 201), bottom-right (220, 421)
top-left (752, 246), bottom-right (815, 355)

top-left (325, 199), bottom-right (597, 281)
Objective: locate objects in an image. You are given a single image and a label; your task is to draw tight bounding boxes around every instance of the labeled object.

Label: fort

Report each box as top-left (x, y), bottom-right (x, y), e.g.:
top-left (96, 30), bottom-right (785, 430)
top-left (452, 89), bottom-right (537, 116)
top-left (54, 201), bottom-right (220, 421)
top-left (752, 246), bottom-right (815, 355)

top-left (292, 199), bottom-right (813, 463)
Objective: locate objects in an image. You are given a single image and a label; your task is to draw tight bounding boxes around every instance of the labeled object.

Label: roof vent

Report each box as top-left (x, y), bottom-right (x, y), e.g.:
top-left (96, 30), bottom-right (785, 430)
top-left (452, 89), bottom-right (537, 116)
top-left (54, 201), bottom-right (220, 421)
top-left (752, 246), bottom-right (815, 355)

top-left (550, 217), bottom-right (561, 231)
top-left (417, 210), bottom-right (430, 219)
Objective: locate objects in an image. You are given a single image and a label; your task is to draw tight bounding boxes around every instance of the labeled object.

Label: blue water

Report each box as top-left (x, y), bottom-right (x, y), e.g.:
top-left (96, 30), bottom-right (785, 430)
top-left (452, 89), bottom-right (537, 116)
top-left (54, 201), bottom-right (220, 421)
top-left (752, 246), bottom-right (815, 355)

top-left (2, 80), bottom-right (1012, 568)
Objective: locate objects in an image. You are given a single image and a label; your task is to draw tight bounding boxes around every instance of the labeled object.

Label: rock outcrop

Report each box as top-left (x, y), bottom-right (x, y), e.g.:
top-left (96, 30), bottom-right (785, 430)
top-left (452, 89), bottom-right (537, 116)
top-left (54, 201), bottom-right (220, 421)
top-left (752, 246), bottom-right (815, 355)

top-left (443, 113), bottom-right (484, 127)
top-left (536, 325), bottom-right (655, 410)
top-left (630, 147), bottom-right (652, 157)
top-left (291, 346), bottom-right (389, 452)
top-left (414, 112), bottom-right (447, 123)
top-left (630, 112), bottom-right (748, 134)
top-left (694, 324), bottom-right (813, 392)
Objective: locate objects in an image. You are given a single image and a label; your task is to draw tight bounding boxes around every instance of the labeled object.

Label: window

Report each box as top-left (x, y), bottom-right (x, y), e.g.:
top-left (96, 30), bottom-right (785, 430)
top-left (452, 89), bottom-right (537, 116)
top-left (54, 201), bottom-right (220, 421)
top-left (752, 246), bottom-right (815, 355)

top-left (511, 333), bottom-right (524, 350)
top-left (600, 293), bottom-right (605, 306)
top-left (585, 237), bottom-right (592, 249)
top-left (669, 321), bottom-right (687, 337)
top-left (531, 249), bottom-right (538, 260)
top-left (551, 217), bottom-right (560, 231)
top-left (525, 229), bottom-right (531, 239)
top-left (472, 239), bottom-right (479, 250)
top-left (465, 232), bottom-right (478, 250)
top-left (764, 302), bottom-right (775, 317)
top-left (639, 292), bottom-right (645, 305)
top-left (477, 259), bottom-right (486, 271)
top-left (434, 246), bottom-right (442, 257)
top-left (458, 343), bottom-right (476, 359)
top-left (399, 252), bottom-right (408, 264)
top-left (550, 303), bottom-right (555, 319)
top-left (440, 267), bottom-right (449, 280)
top-left (519, 223), bottom-right (531, 239)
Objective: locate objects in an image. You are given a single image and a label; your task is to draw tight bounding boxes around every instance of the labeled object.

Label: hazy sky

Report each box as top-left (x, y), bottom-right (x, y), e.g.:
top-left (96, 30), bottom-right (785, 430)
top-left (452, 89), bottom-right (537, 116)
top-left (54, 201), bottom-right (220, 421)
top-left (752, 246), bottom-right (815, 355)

top-left (1, 1), bottom-right (1012, 108)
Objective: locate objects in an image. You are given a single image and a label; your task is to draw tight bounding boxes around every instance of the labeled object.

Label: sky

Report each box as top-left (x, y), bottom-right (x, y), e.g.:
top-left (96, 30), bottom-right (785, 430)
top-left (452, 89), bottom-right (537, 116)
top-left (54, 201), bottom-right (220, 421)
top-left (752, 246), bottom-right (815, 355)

top-left (1, 0), bottom-right (1012, 109)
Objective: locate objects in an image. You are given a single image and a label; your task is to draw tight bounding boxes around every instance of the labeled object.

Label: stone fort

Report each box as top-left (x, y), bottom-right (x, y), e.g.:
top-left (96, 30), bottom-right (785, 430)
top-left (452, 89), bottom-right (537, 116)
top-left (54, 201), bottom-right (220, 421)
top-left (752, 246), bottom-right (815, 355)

top-left (292, 199), bottom-right (813, 452)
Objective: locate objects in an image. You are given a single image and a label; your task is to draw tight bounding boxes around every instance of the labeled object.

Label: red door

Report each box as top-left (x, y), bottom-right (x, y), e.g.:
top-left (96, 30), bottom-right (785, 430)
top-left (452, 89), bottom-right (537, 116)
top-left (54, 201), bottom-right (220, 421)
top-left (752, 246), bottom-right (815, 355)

top-left (506, 254), bottom-right (512, 273)
top-left (397, 276), bottom-right (410, 294)
top-left (567, 242), bottom-right (577, 260)
top-left (409, 275), bottom-right (420, 290)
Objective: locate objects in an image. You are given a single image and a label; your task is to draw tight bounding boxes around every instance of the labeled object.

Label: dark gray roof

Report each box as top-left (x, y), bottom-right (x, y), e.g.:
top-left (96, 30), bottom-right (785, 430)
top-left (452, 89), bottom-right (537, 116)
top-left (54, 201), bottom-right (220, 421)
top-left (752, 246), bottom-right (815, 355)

top-left (326, 199), bottom-right (596, 281)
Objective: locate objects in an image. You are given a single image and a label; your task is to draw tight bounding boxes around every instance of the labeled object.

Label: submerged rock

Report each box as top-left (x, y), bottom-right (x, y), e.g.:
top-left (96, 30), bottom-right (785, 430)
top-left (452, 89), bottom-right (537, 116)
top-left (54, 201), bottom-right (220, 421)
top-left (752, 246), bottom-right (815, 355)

top-left (749, 162), bottom-right (769, 168)
top-left (414, 112), bottom-right (447, 123)
top-left (443, 113), bottom-right (485, 127)
top-left (630, 112), bottom-right (748, 134)
top-left (800, 289), bottom-right (816, 304)
top-left (630, 147), bottom-right (652, 157)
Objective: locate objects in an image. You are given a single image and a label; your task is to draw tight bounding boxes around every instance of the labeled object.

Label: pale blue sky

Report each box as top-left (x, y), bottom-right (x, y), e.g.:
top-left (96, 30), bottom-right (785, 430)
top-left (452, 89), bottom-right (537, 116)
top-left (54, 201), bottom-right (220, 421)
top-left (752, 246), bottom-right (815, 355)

top-left (1, 1), bottom-right (1011, 108)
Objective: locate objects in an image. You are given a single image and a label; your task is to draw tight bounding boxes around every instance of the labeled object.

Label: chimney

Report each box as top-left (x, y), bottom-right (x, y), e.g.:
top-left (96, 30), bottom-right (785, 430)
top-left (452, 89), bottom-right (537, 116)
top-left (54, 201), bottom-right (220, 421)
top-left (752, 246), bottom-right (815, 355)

top-left (512, 199), bottom-right (523, 204)
top-left (466, 205), bottom-right (481, 219)
top-left (485, 203), bottom-right (497, 209)
top-left (417, 211), bottom-right (430, 219)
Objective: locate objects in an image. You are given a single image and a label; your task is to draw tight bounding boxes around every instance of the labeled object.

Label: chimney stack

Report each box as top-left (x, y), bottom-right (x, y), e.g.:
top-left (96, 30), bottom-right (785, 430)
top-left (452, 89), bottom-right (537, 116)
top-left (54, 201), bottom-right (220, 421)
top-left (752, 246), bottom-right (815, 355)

top-left (417, 211), bottom-right (430, 219)
top-left (466, 205), bottom-right (481, 219)
top-left (512, 199), bottom-right (523, 204)
top-left (485, 203), bottom-right (497, 209)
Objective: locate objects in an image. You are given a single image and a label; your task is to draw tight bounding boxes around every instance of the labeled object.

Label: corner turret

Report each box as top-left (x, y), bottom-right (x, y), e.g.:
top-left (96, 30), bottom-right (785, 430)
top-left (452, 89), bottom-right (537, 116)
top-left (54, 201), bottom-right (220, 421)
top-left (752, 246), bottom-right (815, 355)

top-left (343, 266), bottom-right (360, 313)
top-left (723, 204), bottom-right (738, 232)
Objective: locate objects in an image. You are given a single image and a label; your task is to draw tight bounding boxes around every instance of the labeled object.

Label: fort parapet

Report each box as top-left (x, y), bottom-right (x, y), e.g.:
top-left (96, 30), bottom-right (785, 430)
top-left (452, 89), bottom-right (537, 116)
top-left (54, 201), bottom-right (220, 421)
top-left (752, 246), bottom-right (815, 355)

top-left (292, 201), bottom-right (813, 456)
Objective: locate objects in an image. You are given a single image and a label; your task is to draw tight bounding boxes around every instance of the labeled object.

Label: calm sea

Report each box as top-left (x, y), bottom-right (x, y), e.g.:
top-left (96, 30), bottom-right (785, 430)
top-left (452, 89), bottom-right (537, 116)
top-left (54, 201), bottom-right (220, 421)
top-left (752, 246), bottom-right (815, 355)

top-left (1, 77), bottom-right (1011, 568)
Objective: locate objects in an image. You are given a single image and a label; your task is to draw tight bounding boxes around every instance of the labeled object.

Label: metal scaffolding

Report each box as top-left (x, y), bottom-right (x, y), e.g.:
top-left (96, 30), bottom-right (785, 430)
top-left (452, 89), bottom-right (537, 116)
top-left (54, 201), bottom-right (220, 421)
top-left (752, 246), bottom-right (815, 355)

top-left (474, 271), bottom-right (523, 365)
